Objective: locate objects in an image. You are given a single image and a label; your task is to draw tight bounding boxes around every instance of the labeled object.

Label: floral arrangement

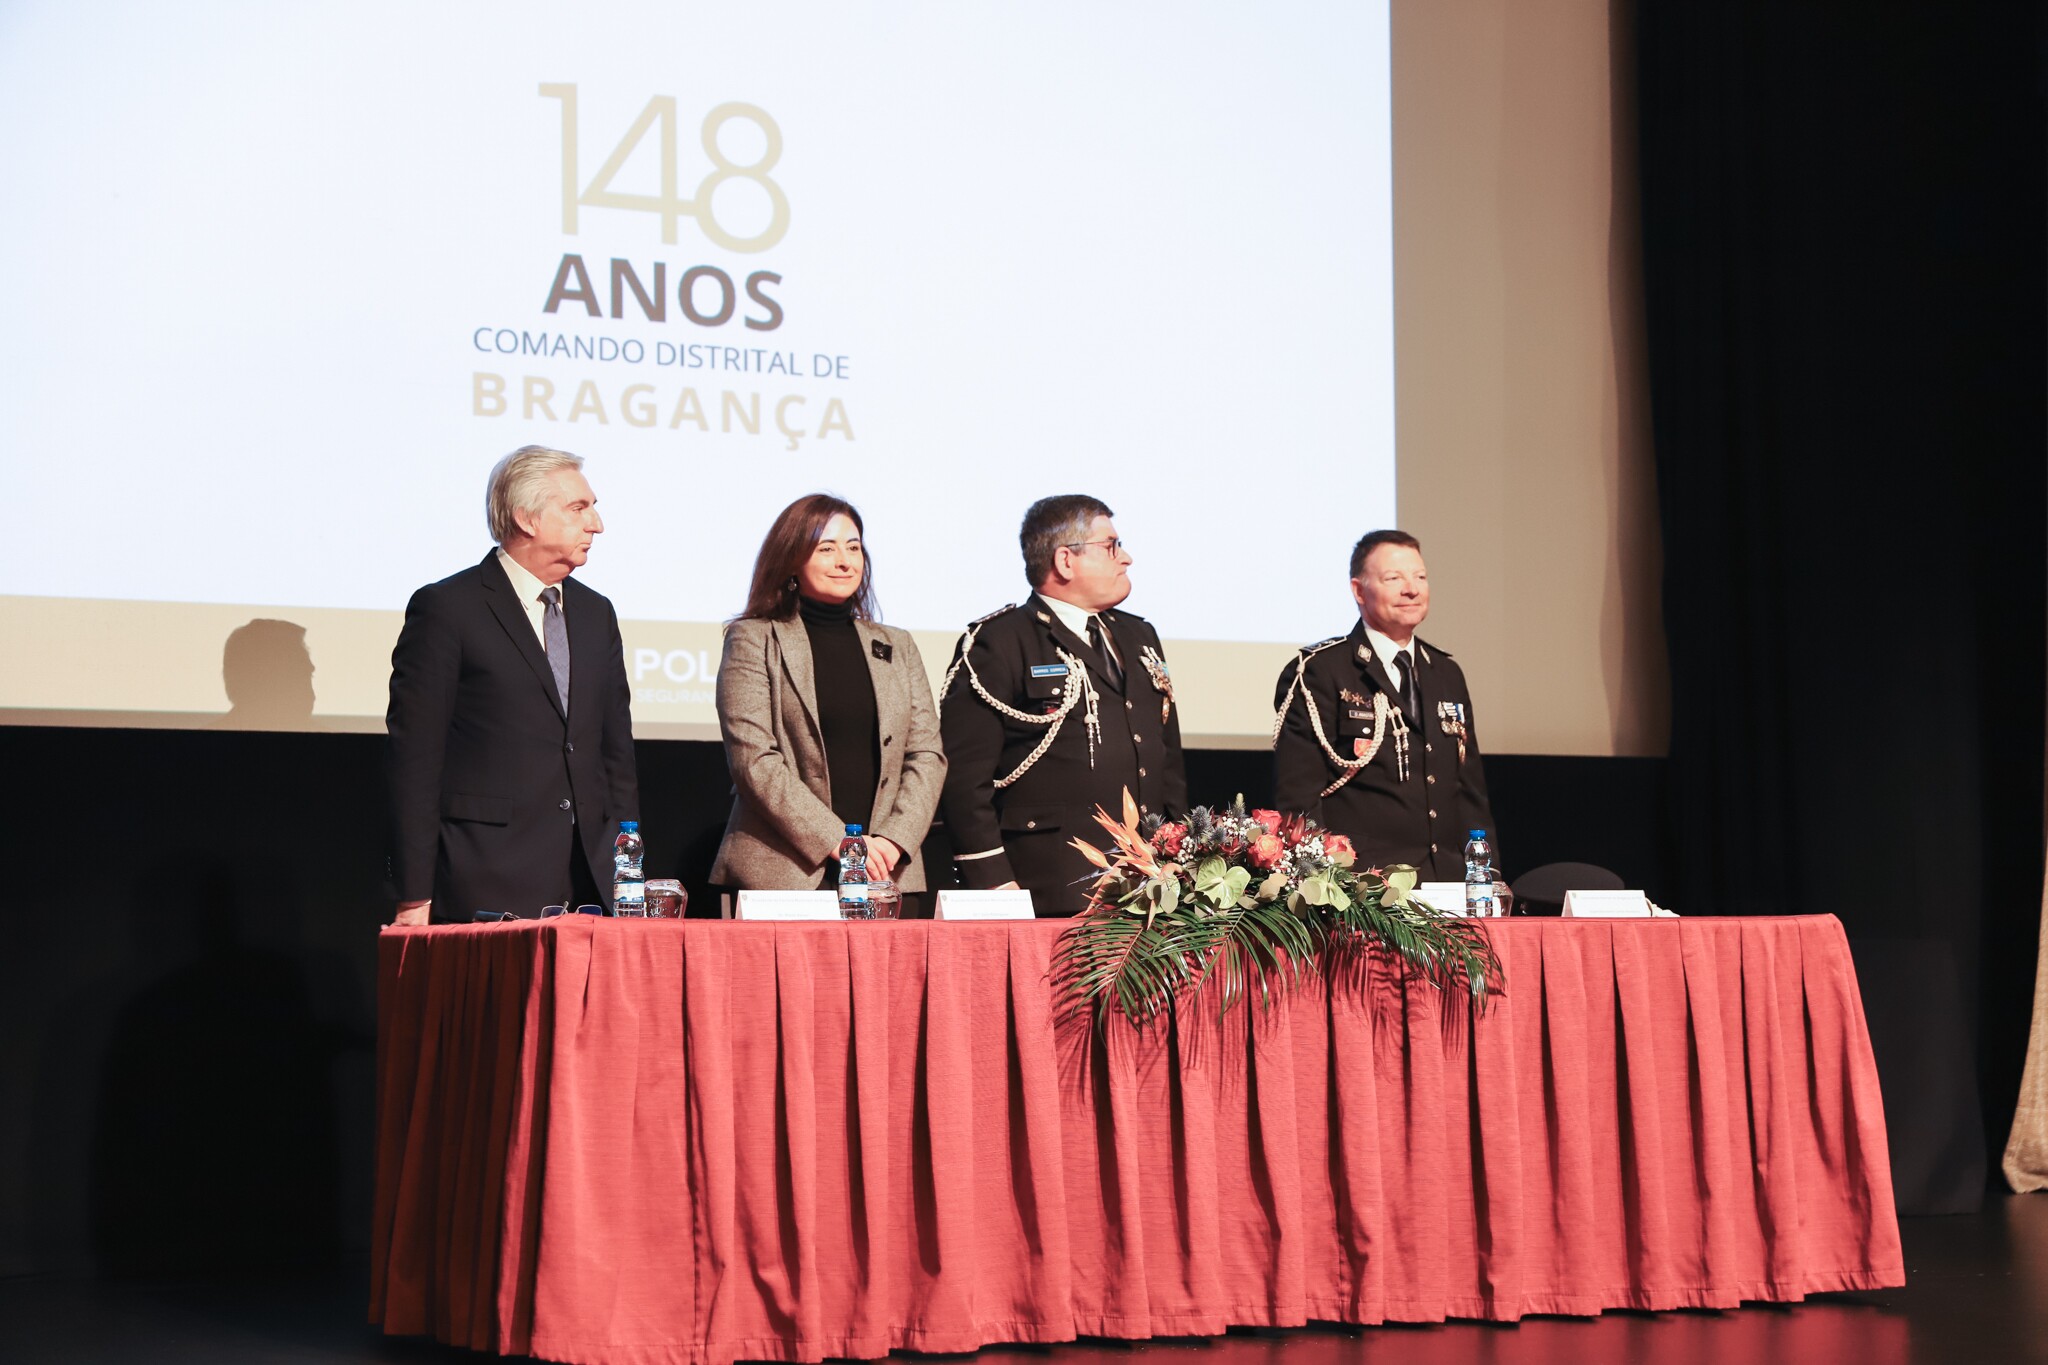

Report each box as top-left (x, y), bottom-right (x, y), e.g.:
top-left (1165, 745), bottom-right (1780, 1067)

top-left (1051, 793), bottom-right (1504, 1024)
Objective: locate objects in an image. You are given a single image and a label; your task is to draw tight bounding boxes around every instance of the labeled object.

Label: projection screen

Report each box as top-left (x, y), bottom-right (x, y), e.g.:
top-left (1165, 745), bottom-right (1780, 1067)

top-left (0, 1), bottom-right (1396, 742)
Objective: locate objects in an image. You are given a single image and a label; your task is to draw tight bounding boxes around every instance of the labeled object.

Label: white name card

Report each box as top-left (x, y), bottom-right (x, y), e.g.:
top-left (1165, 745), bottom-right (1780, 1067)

top-left (734, 890), bottom-right (843, 921)
top-left (1416, 882), bottom-right (1476, 915)
top-left (1563, 890), bottom-right (1668, 918)
top-left (935, 889), bottom-right (1038, 920)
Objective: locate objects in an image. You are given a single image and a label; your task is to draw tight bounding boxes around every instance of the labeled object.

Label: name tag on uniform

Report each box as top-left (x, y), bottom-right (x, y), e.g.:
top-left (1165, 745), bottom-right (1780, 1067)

top-left (1025, 662), bottom-right (1069, 701)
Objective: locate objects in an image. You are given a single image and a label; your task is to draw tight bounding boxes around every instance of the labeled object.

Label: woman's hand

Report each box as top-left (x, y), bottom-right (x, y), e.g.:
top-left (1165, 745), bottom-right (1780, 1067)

top-left (866, 835), bottom-right (904, 880)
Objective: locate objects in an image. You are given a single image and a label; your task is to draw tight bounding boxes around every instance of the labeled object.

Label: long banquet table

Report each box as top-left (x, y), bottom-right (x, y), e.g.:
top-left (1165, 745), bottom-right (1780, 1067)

top-left (371, 915), bottom-right (1904, 1365)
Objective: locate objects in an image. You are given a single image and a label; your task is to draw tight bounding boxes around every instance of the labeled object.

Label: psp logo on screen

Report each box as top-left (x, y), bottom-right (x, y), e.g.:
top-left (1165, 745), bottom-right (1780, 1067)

top-left (634, 648), bottom-right (716, 684)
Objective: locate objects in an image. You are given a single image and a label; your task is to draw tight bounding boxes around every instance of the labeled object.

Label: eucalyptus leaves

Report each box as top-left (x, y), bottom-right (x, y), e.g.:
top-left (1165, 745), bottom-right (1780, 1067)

top-left (1052, 793), bottom-right (1503, 1025)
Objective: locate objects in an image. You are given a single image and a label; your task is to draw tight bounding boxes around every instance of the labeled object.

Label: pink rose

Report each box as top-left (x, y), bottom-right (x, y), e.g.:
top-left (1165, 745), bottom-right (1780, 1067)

top-left (1250, 809), bottom-right (1283, 835)
top-left (1249, 833), bottom-right (1286, 870)
top-left (1153, 822), bottom-right (1188, 858)
top-left (1324, 834), bottom-right (1357, 867)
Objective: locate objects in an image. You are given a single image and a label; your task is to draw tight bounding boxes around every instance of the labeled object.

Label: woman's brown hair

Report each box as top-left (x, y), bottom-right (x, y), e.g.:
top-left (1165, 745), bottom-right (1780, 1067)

top-left (732, 493), bottom-right (879, 623)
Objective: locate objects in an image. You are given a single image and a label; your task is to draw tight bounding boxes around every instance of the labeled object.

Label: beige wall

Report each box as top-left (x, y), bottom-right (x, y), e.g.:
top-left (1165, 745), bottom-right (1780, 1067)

top-left (1393, 0), bottom-right (1669, 756)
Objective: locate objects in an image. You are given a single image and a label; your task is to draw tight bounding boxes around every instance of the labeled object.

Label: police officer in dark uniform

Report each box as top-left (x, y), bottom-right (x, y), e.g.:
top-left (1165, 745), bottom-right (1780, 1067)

top-left (939, 494), bottom-right (1188, 916)
top-left (1272, 529), bottom-right (1496, 880)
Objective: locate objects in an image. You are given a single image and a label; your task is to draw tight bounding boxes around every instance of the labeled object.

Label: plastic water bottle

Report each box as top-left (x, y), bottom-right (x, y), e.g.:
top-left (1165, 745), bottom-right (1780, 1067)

top-left (1463, 829), bottom-right (1496, 918)
top-left (837, 824), bottom-right (872, 920)
top-left (612, 820), bottom-right (646, 917)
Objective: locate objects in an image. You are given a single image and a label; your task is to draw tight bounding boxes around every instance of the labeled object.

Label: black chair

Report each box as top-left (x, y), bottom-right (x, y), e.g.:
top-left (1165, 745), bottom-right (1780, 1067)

top-left (1510, 861), bottom-right (1624, 917)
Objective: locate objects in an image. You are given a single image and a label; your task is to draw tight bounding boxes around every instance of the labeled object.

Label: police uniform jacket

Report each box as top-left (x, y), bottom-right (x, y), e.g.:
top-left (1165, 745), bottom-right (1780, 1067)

top-left (1270, 621), bottom-right (1496, 881)
top-left (939, 599), bottom-right (1187, 916)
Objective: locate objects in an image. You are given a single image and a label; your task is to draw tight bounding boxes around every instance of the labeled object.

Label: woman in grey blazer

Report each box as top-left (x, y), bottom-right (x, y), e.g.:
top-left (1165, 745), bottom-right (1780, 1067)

top-left (711, 494), bottom-right (946, 894)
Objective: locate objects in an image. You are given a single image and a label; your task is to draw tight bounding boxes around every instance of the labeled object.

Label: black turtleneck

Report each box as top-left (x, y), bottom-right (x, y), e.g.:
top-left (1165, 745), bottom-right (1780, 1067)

top-left (798, 594), bottom-right (879, 835)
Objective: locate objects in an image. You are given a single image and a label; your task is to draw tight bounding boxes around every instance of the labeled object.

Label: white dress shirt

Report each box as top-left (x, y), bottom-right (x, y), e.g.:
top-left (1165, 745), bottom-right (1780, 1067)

top-left (495, 548), bottom-right (559, 651)
top-left (1035, 592), bottom-right (1123, 669)
top-left (1362, 622), bottom-right (1418, 689)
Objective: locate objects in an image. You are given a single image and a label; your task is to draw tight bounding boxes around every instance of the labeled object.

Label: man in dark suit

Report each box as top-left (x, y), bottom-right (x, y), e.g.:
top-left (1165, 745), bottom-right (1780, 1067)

top-left (939, 494), bottom-right (1187, 917)
top-left (386, 446), bottom-right (639, 924)
top-left (1272, 529), bottom-right (1496, 881)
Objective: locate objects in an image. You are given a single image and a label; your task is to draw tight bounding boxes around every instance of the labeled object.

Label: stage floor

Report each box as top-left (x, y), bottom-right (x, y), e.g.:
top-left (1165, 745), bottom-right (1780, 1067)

top-left (4, 1195), bottom-right (2045, 1365)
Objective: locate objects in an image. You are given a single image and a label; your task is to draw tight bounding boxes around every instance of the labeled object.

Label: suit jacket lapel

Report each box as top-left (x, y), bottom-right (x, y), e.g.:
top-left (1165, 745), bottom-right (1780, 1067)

top-left (1041, 610), bottom-right (1123, 694)
top-left (561, 578), bottom-right (603, 724)
top-left (1100, 611), bottom-right (1146, 697)
top-left (1348, 627), bottom-right (1408, 723)
top-left (771, 616), bottom-right (822, 737)
top-left (853, 620), bottom-right (902, 737)
top-left (479, 554), bottom-right (566, 719)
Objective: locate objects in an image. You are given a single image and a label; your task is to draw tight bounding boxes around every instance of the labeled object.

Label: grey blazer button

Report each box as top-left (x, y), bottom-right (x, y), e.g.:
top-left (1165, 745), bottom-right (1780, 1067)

top-left (558, 798), bottom-right (572, 811)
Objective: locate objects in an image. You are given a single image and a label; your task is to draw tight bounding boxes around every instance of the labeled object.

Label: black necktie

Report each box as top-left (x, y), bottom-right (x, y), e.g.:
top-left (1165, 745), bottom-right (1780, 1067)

top-left (540, 586), bottom-right (571, 710)
top-left (1393, 649), bottom-right (1418, 723)
top-left (1086, 615), bottom-right (1125, 690)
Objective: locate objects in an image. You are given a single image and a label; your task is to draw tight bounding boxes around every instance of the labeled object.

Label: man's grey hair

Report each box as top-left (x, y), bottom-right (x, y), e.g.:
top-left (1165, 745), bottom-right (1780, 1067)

top-left (1020, 494), bottom-right (1114, 589)
top-left (486, 445), bottom-right (584, 545)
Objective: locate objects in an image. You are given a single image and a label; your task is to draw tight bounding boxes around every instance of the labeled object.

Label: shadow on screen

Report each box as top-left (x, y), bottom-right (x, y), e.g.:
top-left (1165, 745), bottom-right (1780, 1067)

top-left (215, 618), bottom-right (317, 731)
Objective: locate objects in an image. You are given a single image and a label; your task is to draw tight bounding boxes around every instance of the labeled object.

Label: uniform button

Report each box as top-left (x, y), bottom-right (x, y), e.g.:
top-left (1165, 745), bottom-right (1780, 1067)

top-left (1138, 767), bottom-right (1148, 777)
top-left (1140, 805), bottom-right (1150, 816)
top-left (1125, 699), bottom-right (1134, 710)
top-left (1426, 774), bottom-right (1435, 785)
top-left (1133, 733), bottom-right (1143, 744)
top-left (558, 799), bottom-right (572, 811)
top-left (1431, 842), bottom-right (1439, 854)
top-left (1428, 809), bottom-right (1438, 819)
top-left (1426, 743), bottom-right (1433, 752)
top-left (1025, 819), bottom-right (1037, 830)
top-left (565, 741), bottom-right (575, 753)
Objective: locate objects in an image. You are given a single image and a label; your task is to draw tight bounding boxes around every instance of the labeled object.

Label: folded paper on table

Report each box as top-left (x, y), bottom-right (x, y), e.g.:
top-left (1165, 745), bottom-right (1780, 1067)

top-left (1564, 889), bottom-right (1665, 918)
top-left (936, 889), bottom-right (1038, 920)
top-left (735, 890), bottom-right (843, 921)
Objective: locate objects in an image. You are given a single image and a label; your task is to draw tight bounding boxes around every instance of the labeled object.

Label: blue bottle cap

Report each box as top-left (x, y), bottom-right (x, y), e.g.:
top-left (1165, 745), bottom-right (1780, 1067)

top-left (619, 821), bottom-right (639, 833)
top-left (1468, 829), bottom-right (1485, 839)
top-left (846, 824), bottom-right (863, 835)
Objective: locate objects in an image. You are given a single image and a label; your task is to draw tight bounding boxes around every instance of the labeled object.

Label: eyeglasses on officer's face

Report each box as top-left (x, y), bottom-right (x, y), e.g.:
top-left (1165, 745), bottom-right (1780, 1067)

top-left (1064, 538), bottom-right (1127, 555)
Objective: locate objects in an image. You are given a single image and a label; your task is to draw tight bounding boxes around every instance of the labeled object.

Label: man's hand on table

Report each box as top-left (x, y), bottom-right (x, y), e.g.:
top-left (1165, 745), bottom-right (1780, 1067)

top-left (394, 900), bottom-right (431, 927)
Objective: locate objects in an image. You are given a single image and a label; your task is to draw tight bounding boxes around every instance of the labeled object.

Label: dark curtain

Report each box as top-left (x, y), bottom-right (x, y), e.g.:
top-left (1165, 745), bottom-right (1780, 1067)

top-left (1635, 4), bottom-right (2047, 1211)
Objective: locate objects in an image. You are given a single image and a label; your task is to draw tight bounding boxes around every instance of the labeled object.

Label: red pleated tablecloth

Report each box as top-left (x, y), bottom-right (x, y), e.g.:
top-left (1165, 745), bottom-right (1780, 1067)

top-left (369, 916), bottom-right (1904, 1365)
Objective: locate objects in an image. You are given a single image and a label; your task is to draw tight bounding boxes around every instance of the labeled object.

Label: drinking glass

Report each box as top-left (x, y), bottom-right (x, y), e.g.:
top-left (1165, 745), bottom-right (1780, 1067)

top-left (645, 879), bottom-right (687, 918)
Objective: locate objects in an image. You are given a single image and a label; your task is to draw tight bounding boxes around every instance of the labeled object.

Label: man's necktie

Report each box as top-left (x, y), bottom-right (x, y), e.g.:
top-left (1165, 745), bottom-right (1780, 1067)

top-left (1086, 615), bottom-right (1125, 691)
top-left (540, 586), bottom-right (571, 710)
top-left (1393, 649), bottom-right (1419, 724)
